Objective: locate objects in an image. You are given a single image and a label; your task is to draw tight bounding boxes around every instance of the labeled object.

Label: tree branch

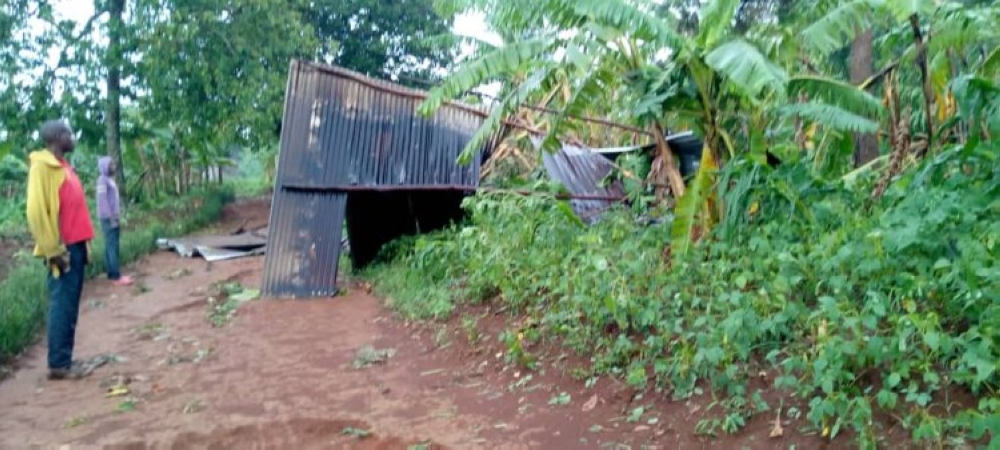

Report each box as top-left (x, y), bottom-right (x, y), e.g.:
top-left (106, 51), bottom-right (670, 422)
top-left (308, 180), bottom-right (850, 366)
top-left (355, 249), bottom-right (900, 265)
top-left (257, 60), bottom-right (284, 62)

top-left (858, 60), bottom-right (899, 90)
top-left (46, 10), bottom-right (105, 73)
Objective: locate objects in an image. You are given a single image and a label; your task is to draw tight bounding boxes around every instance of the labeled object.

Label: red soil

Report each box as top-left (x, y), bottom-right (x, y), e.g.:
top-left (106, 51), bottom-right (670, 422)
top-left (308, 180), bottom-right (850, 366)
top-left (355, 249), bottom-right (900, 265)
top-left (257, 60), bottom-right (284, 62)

top-left (0, 198), bottom-right (866, 449)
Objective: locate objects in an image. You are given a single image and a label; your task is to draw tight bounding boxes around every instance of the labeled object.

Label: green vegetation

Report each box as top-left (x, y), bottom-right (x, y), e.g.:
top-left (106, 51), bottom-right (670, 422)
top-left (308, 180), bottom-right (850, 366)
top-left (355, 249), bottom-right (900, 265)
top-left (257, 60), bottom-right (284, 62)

top-left (3, 0), bottom-right (1000, 447)
top-left (1, 0), bottom-right (457, 369)
top-left (366, 0), bottom-right (1000, 448)
top-left (0, 187), bottom-right (233, 364)
top-left (371, 144), bottom-right (999, 447)
top-left (207, 281), bottom-right (262, 327)
top-left (1, 0), bottom-right (459, 203)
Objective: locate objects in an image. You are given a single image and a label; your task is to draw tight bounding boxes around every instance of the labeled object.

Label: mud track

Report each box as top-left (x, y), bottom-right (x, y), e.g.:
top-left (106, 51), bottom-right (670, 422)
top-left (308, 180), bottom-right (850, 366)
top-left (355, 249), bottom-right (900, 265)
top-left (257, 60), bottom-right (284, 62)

top-left (0, 198), bottom-right (832, 450)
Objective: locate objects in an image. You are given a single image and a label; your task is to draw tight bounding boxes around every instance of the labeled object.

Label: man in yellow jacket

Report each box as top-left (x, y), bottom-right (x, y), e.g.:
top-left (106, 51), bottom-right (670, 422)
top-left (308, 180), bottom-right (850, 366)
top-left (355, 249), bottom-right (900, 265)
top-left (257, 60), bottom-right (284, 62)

top-left (26, 120), bottom-right (96, 380)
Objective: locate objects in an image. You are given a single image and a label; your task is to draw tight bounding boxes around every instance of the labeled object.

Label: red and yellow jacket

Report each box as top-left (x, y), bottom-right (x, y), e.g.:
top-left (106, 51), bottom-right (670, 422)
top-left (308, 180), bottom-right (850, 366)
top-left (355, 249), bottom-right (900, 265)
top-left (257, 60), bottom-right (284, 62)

top-left (25, 149), bottom-right (94, 273)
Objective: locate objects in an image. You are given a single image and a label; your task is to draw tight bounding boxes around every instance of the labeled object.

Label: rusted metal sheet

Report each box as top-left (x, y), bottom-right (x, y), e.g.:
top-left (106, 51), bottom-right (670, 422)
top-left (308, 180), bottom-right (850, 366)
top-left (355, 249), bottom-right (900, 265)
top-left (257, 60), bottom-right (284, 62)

top-left (262, 60), bottom-right (493, 298)
top-left (533, 138), bottom-right (628, 223)
top-left (263, 190), bottom-right (346, 297)
top-left (536, 132), bottom-right (705, 223)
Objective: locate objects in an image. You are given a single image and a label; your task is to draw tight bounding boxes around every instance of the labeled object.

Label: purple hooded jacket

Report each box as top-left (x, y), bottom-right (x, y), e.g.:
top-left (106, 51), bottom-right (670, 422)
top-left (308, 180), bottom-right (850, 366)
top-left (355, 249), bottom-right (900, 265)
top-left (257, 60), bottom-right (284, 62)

top-left (97, 156), bottom-right (121, 222)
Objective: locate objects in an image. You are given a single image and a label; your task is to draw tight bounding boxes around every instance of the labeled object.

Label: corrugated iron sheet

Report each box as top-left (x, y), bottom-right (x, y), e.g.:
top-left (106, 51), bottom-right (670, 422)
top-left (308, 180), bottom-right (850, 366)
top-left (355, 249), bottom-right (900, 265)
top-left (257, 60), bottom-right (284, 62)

top-left (262, 60), bottom-right (493, 298)
top-left (664, 131), bottom-right (703, 178)
top-left (533, 138), bottom-right (627, 223)
top-left (536, 132), bottom-right (705, 223)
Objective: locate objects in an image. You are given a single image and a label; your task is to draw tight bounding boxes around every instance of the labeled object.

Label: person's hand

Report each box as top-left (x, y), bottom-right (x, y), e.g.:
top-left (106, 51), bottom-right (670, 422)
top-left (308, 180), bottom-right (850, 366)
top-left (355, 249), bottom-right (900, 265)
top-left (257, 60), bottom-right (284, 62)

top-left (48, 254), bottom-right (69, 275)
top-left (111, 218), bottom-right (120, 229)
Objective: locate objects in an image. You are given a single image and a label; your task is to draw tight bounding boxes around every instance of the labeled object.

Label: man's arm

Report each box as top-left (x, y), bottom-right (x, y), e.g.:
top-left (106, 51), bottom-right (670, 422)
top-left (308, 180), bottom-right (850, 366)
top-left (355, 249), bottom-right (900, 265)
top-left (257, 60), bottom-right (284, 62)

top-left (25, 161), bottom-right (64, 258)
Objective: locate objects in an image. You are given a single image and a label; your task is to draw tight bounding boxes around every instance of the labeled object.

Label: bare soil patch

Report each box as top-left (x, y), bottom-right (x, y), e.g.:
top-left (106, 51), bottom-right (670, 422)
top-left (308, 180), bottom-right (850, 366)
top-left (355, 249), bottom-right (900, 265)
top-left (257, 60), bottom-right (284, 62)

top-left (0, 197), bottom-right (878, 449)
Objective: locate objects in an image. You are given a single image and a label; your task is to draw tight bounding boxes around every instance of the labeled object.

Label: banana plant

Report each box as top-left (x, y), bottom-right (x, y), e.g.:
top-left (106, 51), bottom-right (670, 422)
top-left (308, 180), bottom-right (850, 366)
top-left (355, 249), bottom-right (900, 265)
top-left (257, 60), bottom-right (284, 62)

top-left (799, 0), bottom-right (999, 150)
top-left (422, 0), bottom-right (898, 257)
top-left (420, 0), bottom-right (692, 198)
top-left (607, 0), bottom-right (884, 255)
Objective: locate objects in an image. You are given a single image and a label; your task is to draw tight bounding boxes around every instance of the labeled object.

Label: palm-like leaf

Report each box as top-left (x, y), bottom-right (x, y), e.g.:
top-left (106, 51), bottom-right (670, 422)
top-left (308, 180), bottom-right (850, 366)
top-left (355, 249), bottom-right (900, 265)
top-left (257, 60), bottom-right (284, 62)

top-left (456, 66), bottom-right (560, 164)
top-left (541, 64), bottom-right (620, 153)
top-left (884, 0), bottom-right (935, 21)
top-left (570, 0), bottom-right (685, 50)
top-left (981, 46), bottom-right (1000, 77)
top-left (787, 75), bottom-right (886, 120)
top-left (705, 39), bottom-right (788, 100)
top-left (777, 103), bottom-right (881, 134)
top-left (929, 50), bottom-right (951, 94)
top-left (899, 10), bottom-right (998, 64)
top-left (799, 0), bottom-right (878, 55)
top-left (419, 38), bottom-right (553, 115)
top-left (698, 0), bottom-right (741, 50)
top-left (671, 143), bottom-right (717, 257)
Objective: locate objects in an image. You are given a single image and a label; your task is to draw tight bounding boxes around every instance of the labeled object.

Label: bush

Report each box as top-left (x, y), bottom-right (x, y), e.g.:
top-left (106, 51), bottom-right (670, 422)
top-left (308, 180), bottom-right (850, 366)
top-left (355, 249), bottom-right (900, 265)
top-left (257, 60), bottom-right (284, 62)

top-left (0, 186), bottom-right (234, 364)
top-left (367, 143), bottom-right (1000, 448)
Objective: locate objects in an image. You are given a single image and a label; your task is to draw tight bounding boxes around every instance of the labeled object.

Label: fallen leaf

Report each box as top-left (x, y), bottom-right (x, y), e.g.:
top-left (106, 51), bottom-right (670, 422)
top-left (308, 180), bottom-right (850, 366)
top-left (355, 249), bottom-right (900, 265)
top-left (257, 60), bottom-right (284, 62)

top-left (582, 394), bottom-right (598, 412)
top-left (341, 427), bottom-right (372, 439)
top-left (106, 387), bottom-right (130, 398)
top-left (229, 288), bottom-right (260, 302)
top-left (769, 416), bottom-right (784, 438)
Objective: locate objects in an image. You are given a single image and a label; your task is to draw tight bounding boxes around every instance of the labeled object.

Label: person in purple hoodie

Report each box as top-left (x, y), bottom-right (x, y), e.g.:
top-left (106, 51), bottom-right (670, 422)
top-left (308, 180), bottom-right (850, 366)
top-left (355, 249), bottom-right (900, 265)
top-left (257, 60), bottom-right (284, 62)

top-left (97, 157), bottom-right (132, 286)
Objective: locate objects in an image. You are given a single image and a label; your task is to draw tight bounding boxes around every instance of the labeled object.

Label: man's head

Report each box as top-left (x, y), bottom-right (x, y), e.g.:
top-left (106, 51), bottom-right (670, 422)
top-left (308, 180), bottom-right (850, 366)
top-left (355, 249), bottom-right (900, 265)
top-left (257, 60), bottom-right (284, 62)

top-left (40, 120), bottom-right (76, 155)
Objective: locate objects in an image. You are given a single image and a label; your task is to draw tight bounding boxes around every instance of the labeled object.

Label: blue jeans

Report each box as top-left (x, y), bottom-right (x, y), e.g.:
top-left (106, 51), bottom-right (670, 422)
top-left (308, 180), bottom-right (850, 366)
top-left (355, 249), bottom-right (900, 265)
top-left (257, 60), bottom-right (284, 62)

top-left (47, 242), bottom-right (87, 370)
top-left (101, 219), bottom-right (121, 280)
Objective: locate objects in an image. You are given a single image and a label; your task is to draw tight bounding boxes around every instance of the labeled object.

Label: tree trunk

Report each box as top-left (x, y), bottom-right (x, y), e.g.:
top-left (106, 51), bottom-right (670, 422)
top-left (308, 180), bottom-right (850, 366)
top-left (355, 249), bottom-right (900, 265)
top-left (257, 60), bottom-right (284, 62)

top-left (910, 14), bottom-right (935, 159)
top-left (849, 27), bottom-right (879, 167)
top-left (651, 123), bottom-right (686, 201)
top-left (105, 0), bottom-right (126, 196)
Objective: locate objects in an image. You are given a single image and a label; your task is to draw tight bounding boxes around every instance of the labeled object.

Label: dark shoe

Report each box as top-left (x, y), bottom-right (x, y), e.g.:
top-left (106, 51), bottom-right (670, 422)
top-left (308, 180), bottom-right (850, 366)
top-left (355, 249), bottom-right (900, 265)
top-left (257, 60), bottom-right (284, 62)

top-left (48, 362), bottom-right (94, 380)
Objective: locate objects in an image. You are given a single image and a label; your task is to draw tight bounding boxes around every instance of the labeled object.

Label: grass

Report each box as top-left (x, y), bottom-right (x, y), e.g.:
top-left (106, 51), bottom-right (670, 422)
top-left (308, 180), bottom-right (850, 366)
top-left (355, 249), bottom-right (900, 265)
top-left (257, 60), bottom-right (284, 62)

top-left (0, 186), bottom-right (234, 364)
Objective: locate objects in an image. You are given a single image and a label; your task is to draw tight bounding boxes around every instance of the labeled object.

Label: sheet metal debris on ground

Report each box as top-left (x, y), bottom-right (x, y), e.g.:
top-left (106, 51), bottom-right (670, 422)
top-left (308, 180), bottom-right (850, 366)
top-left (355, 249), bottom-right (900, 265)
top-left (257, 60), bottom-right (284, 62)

top-left (533, 137), bottom-right (628, 224)
top-left (158, 228), bottom-right (268, 262)
top-left (536, 132), bottom-right (705, 223)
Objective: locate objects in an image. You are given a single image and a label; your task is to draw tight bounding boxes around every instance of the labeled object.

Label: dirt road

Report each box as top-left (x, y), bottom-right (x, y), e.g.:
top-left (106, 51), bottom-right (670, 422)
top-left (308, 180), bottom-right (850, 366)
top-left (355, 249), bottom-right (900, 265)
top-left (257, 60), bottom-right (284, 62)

top-left (0, 198), bottom-right (823, 450)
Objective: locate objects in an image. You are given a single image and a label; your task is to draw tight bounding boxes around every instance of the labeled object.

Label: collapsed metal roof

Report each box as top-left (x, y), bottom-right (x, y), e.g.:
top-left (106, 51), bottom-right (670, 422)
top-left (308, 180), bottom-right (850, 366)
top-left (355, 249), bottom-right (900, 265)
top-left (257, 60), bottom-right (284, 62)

top-left (535, 132), bottom-right (704, 222)
top-left (532, 137), bottom-right (627, 223)
top-left (262, 60), bottom-right (497, 298)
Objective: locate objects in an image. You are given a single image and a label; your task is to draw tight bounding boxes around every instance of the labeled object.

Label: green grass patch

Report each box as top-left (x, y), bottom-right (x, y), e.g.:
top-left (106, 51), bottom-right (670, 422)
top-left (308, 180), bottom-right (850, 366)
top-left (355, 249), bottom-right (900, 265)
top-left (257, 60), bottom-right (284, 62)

top-left (0, 186), bottom-right (234, 364)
